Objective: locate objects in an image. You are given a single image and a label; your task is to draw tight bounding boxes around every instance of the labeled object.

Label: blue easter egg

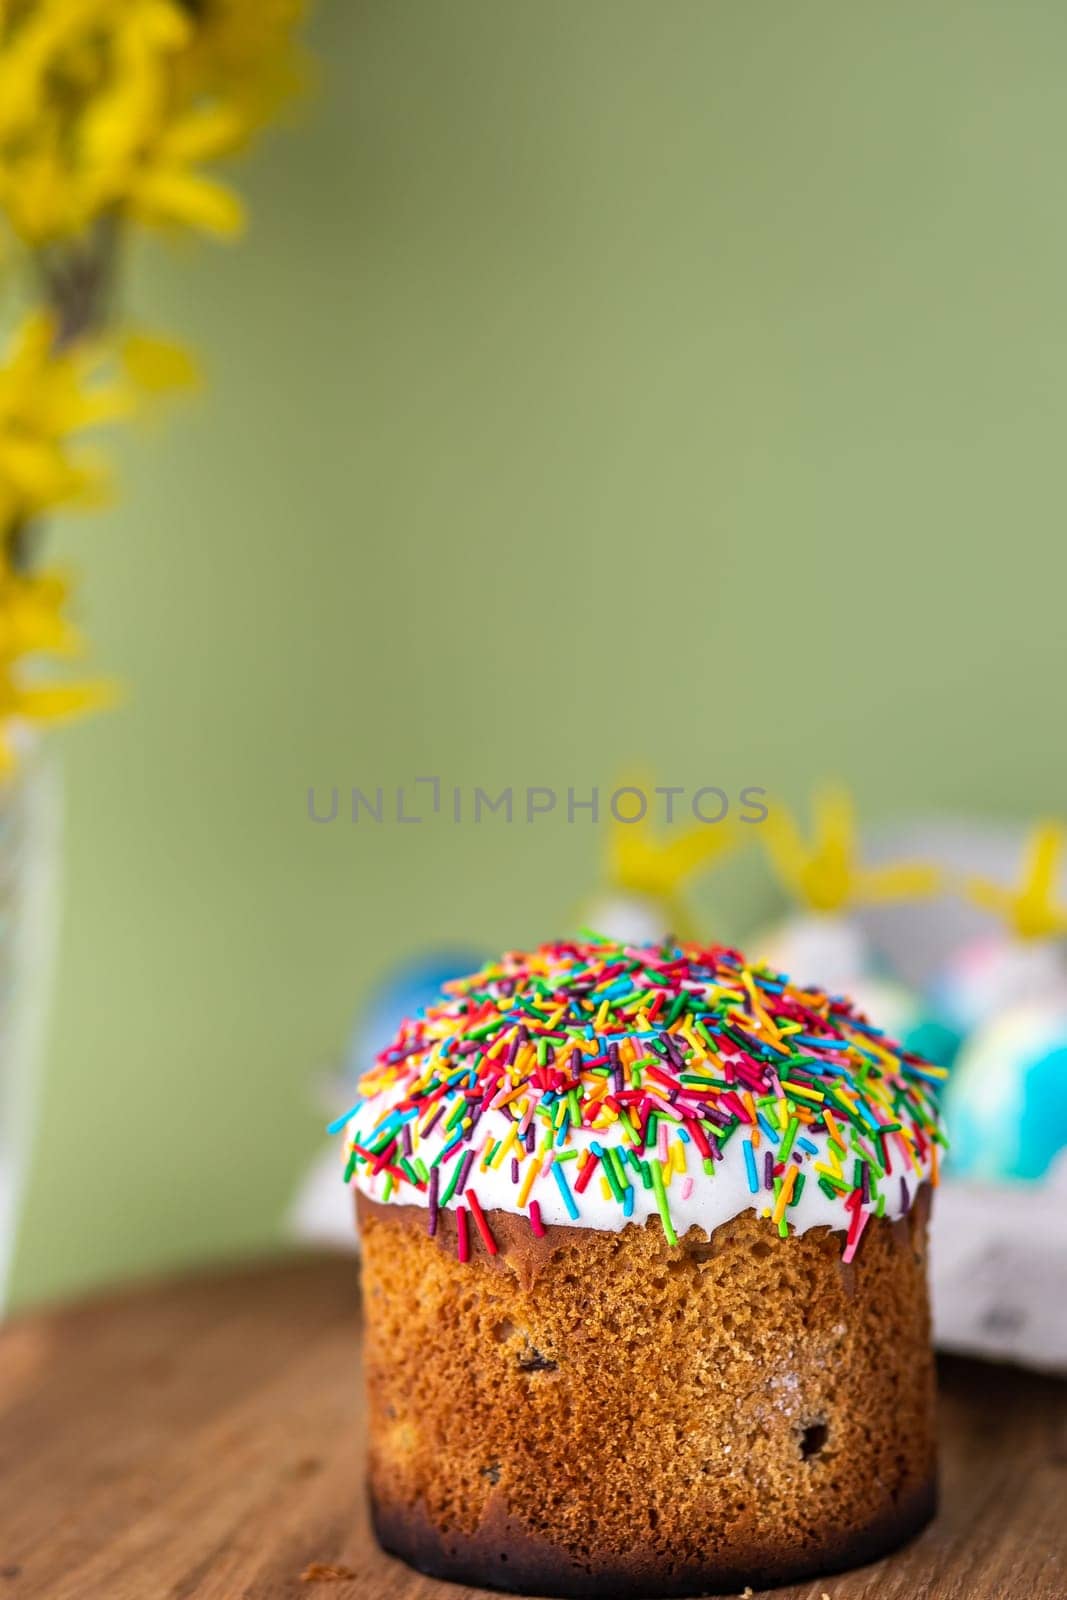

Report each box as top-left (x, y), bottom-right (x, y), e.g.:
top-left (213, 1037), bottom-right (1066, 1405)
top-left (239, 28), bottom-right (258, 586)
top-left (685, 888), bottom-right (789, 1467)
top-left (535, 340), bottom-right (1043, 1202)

top-left (944, 1000), bottom-right (1067, 1182)
top-left (345, 949), bottom-right (488, 1083)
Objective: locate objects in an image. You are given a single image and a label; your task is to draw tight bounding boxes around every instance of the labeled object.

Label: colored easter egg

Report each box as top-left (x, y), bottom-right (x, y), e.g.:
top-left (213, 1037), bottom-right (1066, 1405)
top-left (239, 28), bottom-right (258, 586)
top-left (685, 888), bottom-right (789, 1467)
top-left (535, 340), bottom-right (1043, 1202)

top-left (345, 949), bottom-right (488, 1082)
top-left (928, 934), bottom-right (1065, 1045)
top-left (944, 998), bottom-right (1067, 1182)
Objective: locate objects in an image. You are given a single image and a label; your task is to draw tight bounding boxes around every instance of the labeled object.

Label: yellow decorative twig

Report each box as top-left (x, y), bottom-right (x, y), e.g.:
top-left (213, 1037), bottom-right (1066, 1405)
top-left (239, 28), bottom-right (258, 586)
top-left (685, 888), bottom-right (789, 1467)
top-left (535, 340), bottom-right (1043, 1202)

top-left (600, 776), bottom-right (742, 939)
top-left (964, 821), bottom-right (1067, 940)
top-left (762, 785), bottom-right (942, 913)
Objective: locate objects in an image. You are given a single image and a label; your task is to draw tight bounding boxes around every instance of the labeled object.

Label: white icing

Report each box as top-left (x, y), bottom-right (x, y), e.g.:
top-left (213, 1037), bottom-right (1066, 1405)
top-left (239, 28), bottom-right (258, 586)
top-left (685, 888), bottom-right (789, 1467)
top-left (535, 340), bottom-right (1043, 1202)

top-left (348, 1091), bottom-right (932, 1241)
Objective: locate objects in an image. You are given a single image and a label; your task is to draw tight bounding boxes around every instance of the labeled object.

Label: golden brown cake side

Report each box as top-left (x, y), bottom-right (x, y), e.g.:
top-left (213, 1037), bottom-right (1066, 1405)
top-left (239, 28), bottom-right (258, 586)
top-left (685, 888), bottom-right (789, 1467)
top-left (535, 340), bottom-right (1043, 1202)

top-left (359, 1190), bottom-right (936, 1598)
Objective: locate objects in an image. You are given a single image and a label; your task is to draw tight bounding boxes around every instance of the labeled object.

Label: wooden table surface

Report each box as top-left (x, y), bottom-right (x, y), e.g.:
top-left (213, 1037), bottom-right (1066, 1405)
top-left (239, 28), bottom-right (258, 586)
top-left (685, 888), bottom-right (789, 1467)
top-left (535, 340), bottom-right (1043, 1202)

top-left (1, 1254), bottom-right (1065, 1600)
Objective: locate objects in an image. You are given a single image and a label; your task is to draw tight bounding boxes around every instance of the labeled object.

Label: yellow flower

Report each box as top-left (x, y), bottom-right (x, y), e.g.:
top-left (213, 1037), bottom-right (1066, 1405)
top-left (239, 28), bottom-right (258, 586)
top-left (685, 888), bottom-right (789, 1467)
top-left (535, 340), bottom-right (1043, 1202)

top-left (0, 310), bottom-right (129, 532)
top-left (181, 0), bottom-right (310, 137)
top-left (0, 561), bottom-right (114, 771)
top-left (80, 2), bottom-right (249, 236)
top-left (0, 0), bottom-right (308, 244)
top-left (121, 107), bottom-right (248, 236)
top-left (0, 1), bottom-right (146, 239)
top-left (0, 566), bottom-right (83, 659)
top-left (762, 785), bottom-right (942, 913)
top-left (119, 327), bottom-right (200, 396)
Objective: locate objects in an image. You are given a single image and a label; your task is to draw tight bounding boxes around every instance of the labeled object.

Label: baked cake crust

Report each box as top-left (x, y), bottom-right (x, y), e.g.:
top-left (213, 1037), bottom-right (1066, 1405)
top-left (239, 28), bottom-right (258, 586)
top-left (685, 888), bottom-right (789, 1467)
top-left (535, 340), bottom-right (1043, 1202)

top-left (370, 1477), bottom-right (937, 1597)
top-left (359, 1189), bottom-right (936, 1597)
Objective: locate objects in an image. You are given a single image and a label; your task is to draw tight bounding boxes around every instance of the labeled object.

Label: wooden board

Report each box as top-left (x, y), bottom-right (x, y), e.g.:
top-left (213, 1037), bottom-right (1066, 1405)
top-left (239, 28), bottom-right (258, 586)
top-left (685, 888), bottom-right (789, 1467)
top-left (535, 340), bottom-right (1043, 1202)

top-left (0, 1254), bottom-right (1065, 1599)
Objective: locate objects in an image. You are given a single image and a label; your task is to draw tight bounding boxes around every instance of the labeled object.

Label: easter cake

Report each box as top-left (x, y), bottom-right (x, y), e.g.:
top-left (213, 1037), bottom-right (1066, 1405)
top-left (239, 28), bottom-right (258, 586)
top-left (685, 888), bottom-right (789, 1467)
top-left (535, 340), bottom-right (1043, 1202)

top-left (345, 937), bottom-right (945, 1596)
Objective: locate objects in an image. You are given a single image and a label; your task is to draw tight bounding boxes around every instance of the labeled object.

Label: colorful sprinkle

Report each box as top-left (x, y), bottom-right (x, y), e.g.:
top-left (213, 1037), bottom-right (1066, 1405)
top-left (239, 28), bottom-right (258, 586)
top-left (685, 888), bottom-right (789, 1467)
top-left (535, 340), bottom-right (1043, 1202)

top-left (552, 1160), bottom-right (580, 1221)
top-left (466, 1187), bottom-right (498, 1255)
top-left (341, 937), bottom-right (946, 1262)
top-left (743, 1138), bottom-right (759, 1194)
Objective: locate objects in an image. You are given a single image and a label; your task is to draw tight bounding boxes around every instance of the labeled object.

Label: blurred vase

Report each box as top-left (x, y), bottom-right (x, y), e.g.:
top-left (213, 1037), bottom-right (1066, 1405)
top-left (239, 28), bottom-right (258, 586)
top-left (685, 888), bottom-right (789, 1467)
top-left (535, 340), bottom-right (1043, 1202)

top-left (0, 733), bottom-right (61, 1315)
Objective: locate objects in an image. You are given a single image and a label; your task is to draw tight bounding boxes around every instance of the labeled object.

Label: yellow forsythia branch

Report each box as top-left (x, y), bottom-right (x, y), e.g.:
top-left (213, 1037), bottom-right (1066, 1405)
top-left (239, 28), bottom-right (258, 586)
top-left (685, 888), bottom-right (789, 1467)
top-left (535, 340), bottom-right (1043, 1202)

top-left (0, 0), bottom-right (310, 759)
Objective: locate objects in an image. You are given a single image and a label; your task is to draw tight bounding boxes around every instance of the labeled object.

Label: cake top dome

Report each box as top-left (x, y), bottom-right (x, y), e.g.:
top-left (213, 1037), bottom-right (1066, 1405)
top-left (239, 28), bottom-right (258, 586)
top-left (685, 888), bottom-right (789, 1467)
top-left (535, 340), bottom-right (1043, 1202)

top-left (342, 936), bottom-right (947, 1259)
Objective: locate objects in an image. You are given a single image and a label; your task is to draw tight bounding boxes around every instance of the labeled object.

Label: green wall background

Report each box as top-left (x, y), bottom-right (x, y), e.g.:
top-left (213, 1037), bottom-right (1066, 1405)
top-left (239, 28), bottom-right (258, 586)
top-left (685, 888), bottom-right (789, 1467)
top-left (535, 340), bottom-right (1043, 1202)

top-left (12, 1), bottom-right (1067, 1306)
